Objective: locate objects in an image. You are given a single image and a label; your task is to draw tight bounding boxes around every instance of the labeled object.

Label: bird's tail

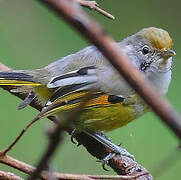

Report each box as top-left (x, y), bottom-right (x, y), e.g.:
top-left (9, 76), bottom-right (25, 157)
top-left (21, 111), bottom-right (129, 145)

top-left (0, 71), bottom-right (41, 86)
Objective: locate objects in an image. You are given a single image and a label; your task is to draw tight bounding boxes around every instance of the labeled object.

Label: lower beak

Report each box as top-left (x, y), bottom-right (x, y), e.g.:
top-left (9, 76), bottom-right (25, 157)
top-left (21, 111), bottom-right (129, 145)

top-left (163, 49), bottom-right (176, 58)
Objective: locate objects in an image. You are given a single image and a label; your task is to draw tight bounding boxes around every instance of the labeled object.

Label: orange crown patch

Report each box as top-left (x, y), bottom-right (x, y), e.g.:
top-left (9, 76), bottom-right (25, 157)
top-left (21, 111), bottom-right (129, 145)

top-left (138, 27), bottom-right (173, 50)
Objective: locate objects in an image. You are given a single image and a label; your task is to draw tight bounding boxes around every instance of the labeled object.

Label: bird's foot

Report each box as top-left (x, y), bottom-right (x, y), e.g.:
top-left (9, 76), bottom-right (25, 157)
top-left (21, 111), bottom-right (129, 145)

top-left (98, 144), bottom-right (135, 171)
top-left (111, 144), bottom-right (135, 160)
top-left (70, 129), bottom-right (82, 146)
top-left (97, 152), bottom-right (116, 171)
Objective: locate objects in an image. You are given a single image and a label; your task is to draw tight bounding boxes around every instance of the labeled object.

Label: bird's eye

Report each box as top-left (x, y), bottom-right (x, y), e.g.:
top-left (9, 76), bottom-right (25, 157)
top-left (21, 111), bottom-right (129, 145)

top-left (142, 46), bottom-right (150, 55)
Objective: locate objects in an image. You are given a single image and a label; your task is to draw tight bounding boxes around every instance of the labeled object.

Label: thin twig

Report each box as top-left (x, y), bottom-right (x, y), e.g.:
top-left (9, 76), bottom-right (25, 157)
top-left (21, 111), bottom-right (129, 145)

top-left (0, 93), bottom-right (68, 156)
top-left (0, 153), bottom-right (92, 180)
top-left (27, 120), bottom-right (65, 180)
top-left (28, 92), bottom-right (94, 180)
top-left (0, 170), bottom-right (23, 180)
top-left (0, 154), bottom-right (35, 176)
top-left (89, 174), bottom-right (149, 180)
top-left (74, 0), bottom-right (115, 19)
top-left (1, 117), bottom-right (41, 155)
top-left (0, 153), bottom-right (148, 180)
top-left (93, 6), bottom-right (115, 20)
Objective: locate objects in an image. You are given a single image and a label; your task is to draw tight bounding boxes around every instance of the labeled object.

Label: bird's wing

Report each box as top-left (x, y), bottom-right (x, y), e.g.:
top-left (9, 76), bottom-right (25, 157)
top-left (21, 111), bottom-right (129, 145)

top-left (0, 71), bottom-right (41, 86)
top-left (47, 66), bottom-right (97, 89)
top-left (39, 85), bottom-right (125, 119)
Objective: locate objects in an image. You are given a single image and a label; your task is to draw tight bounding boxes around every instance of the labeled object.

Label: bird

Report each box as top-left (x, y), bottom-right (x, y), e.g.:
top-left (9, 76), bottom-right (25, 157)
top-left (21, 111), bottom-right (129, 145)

top-left (0, 27), bottom-right (175, 161)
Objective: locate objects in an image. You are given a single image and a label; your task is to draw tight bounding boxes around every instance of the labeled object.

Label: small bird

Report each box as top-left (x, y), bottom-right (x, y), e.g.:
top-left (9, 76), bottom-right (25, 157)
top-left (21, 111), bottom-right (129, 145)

top-left (0, 27), bottom-right (175, 160)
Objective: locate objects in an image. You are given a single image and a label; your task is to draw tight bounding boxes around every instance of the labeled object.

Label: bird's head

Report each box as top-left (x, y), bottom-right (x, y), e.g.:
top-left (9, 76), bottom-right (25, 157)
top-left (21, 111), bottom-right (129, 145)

top-left (122, 27), bottom-right (175, 73)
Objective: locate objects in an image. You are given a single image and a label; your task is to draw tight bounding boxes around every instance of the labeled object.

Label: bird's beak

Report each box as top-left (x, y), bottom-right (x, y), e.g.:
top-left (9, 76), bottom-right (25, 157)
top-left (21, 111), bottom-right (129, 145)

top-left (162, 49), bottom-right (176, 58)
top-left (161, 49), bottom-right (176, 64)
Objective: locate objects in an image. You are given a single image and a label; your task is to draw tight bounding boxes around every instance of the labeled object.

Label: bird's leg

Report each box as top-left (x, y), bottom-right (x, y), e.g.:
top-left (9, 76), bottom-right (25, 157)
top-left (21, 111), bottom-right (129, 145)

top-left (84, 130), bottom-right (135, 169)
top-left (97, 152), bottom-right (116, 171)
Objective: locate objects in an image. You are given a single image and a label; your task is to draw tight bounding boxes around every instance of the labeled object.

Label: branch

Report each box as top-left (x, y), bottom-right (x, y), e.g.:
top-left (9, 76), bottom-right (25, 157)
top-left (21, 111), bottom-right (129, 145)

top-left (74, 0), bottom-right (115, 19)
top-left (0, 170), bottom-right (23, 180)
top-left (0, 61), bottom-right (151, 179)
top-left (0, 66), bottom-right (152, 178)
top-left (0, 153), bottom-right (148, 180)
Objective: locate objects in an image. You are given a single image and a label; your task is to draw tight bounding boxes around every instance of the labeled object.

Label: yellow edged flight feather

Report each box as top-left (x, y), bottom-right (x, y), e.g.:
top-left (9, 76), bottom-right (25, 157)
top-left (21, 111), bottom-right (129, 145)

top-left (40, 91), bottom-right (149, 132)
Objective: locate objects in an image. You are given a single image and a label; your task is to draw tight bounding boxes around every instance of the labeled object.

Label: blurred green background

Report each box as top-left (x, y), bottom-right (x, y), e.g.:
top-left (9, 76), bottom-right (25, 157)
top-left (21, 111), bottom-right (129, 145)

top-left (0, 0), bottom-right (180, 179)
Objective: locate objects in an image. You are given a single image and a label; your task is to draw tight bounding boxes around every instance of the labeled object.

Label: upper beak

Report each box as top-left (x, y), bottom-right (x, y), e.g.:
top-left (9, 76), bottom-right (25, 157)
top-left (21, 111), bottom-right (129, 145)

top-left (163, 49), bottom-right (176, 58)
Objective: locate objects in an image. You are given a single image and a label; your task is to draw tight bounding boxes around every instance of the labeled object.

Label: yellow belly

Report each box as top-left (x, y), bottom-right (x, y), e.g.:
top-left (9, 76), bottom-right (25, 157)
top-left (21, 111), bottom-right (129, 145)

top-left (75, 103), bottom-right (148, 132)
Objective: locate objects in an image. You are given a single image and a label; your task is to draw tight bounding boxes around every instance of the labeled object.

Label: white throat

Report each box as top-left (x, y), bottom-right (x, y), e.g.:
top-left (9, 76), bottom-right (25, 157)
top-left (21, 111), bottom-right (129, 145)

top-left (146, 66), bottom-right (172, 95)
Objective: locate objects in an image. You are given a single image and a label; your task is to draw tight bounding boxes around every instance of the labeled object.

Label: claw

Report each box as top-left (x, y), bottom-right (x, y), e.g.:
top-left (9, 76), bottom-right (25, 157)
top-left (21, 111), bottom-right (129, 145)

top-left (117, 148), bottom-right (135, 161)
top-left (96, 159), bottom-right (109, 171)
top-left (71, 135), bottom-right (76, 144)
top-left (77, 142), bottom-right (82, 147)
top-left (70, 129), bottom-right (78, 144)
top-left (71, 136), bottom-right (77, 144)
top-left (97, 152), bottom-right (116, 171)
top-left (102, 162), bottom-right (109, 171)
top-left (70, 129), bottom-right (82, 145)
top-left (97, 149), bottom-right (135, 171)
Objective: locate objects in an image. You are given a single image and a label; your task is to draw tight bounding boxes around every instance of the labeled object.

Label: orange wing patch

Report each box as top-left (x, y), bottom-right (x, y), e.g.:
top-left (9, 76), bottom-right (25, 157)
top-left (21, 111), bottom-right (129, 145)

top-left (86, 94), bottom-right (110, 107)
